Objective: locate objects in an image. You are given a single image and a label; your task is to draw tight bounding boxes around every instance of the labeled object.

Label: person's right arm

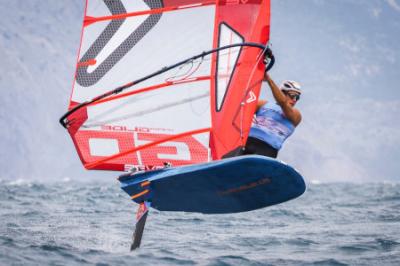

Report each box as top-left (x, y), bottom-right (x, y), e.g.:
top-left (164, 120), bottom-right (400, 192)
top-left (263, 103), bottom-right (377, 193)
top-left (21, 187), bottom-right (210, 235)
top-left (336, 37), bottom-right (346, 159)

top-left (264, 73), bottom-right (302, 126)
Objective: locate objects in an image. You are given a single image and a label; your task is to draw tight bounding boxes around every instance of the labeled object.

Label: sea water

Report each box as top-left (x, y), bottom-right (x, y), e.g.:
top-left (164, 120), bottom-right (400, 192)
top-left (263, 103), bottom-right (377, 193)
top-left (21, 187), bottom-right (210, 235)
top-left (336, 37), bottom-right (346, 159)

top-left (1, 179), bottom-right (399, 265)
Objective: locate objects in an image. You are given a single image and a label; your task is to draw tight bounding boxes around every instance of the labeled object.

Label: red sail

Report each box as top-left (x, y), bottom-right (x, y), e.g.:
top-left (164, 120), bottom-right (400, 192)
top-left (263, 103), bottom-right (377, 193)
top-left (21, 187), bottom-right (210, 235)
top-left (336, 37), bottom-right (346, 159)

top-left (62, 0), bottom-right (270, 171)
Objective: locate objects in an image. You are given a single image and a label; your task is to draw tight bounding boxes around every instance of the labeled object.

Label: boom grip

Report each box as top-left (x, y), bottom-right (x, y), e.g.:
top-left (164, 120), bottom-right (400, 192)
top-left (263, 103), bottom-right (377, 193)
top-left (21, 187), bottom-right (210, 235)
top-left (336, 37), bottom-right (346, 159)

top-left (265, 54), bottom-right (275, 72)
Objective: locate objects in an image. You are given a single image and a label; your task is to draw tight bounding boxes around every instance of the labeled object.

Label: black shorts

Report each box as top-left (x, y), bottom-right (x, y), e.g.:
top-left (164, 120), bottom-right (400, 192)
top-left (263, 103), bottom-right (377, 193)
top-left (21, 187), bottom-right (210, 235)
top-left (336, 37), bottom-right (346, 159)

top-left (241, 136), bottom-right (278, 158)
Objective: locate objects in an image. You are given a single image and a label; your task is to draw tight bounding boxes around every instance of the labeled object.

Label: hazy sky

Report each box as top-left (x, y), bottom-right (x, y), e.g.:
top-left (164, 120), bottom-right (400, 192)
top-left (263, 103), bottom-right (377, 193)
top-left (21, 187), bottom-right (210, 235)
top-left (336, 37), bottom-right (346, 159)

top-left (0, 0), bottom-right (399, 182)
top-left (266, 0), bottom-right (400, 182)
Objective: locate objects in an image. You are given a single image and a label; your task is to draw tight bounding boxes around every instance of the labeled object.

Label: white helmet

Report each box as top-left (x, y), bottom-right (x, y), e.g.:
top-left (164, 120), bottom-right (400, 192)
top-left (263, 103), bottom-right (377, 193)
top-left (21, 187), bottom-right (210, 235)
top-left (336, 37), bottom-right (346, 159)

top-left (280, 80), bottom-right (302, 94)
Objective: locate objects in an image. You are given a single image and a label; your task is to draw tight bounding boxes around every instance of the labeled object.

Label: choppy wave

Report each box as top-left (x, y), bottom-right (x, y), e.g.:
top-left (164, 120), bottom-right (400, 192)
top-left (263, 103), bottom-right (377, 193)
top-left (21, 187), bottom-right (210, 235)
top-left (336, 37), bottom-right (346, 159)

top-left (1, 181), bottom-right (400, 265)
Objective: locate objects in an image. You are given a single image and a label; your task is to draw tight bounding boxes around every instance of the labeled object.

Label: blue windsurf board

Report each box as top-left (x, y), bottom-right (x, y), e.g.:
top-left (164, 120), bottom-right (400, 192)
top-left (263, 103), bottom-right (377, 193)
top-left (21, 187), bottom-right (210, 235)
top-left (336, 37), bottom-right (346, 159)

top-left (118, 155), bottom-right (305, 214)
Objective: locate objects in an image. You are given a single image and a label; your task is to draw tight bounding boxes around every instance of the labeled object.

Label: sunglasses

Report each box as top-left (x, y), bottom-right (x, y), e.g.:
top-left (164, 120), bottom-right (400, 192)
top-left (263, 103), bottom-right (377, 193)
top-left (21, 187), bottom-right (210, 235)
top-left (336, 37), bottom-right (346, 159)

top-left (284, 91), bottom-right (300, 101)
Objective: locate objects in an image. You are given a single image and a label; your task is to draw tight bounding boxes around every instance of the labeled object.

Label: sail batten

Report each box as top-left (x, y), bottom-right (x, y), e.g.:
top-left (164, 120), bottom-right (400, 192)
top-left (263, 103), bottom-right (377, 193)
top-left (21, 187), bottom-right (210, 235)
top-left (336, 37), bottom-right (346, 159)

top-left (84, 0), bottom-right (216, 26)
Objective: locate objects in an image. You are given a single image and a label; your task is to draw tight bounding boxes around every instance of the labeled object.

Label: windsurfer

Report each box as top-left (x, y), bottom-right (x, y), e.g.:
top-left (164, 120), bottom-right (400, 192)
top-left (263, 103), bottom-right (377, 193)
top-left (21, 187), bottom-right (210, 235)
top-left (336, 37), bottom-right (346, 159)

top-left (242, 73), bottom-right (302, 158)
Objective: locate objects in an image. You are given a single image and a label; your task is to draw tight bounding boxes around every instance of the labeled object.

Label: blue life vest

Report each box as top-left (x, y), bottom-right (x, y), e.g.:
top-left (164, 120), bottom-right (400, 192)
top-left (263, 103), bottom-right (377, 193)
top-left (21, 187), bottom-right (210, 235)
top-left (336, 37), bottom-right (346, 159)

top-left (249, 102), bottom-right (295, 150)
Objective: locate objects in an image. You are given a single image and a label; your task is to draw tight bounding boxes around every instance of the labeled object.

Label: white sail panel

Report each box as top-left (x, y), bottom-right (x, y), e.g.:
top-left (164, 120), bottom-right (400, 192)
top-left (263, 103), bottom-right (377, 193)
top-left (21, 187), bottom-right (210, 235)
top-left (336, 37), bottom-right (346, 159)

top-left (216, 23), bottom-right (244, 111)
top-left (72, 3), bottom-right (215, 103)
